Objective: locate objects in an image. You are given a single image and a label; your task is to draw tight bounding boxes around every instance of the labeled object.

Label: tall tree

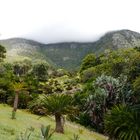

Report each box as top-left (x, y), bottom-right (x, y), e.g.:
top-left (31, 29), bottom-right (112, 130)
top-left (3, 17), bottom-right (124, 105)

top-left (32, 63), bottom-right (49, 81)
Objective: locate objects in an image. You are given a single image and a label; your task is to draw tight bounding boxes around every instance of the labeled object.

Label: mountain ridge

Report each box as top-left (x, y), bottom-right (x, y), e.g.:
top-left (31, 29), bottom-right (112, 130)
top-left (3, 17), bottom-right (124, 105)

top-left (1, 29), bottom-right (140, 70)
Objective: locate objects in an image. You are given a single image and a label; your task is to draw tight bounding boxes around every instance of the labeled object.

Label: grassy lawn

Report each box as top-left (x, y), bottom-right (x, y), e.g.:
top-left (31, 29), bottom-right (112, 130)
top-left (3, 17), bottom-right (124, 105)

top-left (0, 104), bottom-right (107, 140)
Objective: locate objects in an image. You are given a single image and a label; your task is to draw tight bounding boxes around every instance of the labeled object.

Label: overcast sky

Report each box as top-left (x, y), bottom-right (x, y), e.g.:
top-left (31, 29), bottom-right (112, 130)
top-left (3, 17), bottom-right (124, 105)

top-left (0, 0), bottom-right (140, 43)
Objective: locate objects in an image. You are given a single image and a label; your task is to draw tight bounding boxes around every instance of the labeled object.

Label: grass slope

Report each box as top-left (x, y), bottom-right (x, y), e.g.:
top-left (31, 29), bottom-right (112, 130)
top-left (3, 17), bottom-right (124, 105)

top-left (0, 104), bottom-right (107, 140)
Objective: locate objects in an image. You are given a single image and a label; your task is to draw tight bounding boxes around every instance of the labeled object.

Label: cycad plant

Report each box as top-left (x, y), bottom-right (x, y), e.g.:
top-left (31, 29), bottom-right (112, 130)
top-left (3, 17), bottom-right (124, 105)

top-left (43, 94), bottom-right (76, 133)
top-left (104, 104), bottom-right (140, 140)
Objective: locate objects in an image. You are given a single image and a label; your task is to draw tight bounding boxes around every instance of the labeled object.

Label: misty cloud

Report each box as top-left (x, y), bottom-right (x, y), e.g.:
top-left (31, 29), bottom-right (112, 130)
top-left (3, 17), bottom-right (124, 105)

top-left (0, 0), bottom-right (140, 43)
top-left (22, 25), bottom-right (103, 43)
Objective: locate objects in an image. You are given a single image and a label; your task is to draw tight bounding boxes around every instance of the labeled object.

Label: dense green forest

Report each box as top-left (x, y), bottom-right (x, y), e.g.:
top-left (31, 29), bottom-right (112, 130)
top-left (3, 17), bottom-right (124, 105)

top-left (0, 43), bottom-right (140, 140)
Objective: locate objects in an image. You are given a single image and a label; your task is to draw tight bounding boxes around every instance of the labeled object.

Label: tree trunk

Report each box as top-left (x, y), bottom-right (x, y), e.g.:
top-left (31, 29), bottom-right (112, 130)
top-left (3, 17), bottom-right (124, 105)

top-left (55, 114), bottom-right (64, 133)
top-left (12, 91), bottom-right (19, 119)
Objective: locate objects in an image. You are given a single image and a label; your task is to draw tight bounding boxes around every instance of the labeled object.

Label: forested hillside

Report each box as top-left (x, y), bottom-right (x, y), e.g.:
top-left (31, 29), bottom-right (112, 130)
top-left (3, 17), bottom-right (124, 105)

top-left (0, 30), bottom-right (140, 140)
top-left (1, 30), bottom-right (140, 70)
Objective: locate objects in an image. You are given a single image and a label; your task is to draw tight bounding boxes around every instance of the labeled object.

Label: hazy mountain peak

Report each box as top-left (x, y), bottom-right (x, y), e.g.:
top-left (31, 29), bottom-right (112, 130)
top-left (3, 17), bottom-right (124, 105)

top-left (1, 29), bottom-right (140, 70)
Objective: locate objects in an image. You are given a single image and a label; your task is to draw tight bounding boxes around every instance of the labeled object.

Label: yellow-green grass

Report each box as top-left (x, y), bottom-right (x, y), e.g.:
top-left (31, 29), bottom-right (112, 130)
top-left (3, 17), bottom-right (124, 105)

top-left (0, 104), bottom-right (107, 140)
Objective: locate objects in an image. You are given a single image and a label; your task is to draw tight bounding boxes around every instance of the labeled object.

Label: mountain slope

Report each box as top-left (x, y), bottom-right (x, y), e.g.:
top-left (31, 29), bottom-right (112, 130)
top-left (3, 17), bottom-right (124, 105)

top-left (0, 38), bottom-right (53, 64)
top-left (1, 29), bottom-right (140, 70)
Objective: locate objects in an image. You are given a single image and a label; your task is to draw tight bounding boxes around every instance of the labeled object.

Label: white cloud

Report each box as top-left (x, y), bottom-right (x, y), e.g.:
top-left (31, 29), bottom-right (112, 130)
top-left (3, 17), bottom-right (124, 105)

top-left (0, 0), bottom-right (140, 43)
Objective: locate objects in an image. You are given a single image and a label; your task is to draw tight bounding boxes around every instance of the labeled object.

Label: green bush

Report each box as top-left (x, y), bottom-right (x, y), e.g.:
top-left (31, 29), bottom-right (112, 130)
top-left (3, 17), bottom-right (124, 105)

top-left (104, 104), bottom-right (140, 140)
top-left (7, 92), bottom-right (38, 109)
top-left (28, 98), bottom-right (47, 115)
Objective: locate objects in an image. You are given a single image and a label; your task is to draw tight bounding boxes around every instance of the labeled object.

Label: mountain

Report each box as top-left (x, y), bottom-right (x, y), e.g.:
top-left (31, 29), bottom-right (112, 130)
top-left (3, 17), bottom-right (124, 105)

top-left (94, 29), bottom-right (140, 51)
top-left (1, 29), bottom-right (140, 70)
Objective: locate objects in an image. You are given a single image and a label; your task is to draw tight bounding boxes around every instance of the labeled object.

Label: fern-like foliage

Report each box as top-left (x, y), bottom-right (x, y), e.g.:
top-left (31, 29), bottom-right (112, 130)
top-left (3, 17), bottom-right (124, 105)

top-left (104, 104), bottom-right (140, 140)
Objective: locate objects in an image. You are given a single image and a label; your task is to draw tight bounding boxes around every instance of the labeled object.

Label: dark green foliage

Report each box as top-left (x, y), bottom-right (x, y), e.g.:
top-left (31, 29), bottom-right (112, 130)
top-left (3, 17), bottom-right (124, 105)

top-left (24, 73), bottom-right (39, 93)
top-left (104, 104), bottom-right (140, 140)
top-left (0, 44), bottom-right (6, 62)
top-left (80, 53), bottom-right (100, 72)
top-left (43, 94), bottom-right (75, 115)
top-left (80, 67), bottom-right (97, 82)
top-left (133, 76), bottom-right (140, 94)
top-left (13, 60), bottom-right (32, 76)
top-left (42, 94), bottom-right (76, 133)
top-left (7, 91), bottom-right (36, 109)
top-left (69, 112), bottom-right (91, 127)
top-left (132, 76), bottom-right (140, 103)
top-left (28, 98), bottom-right (47, 115)
top-left (69, 91), bottom-right (91, 126)
top-left (80, 49), bottom-right (140, 82)
top-left (32, 63), bottom-right (49, 81)
top-left (0, 77), bottom-right (14, 103)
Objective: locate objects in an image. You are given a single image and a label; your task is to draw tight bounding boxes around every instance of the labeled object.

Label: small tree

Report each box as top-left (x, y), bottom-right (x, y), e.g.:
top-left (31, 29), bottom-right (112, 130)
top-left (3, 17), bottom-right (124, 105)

top-left (0, 44), bottom-right (6, 62)
top-left (32, 63), bottom-right (49, 82)
top-left (43, 94), bottom-right (75, 133)
top-left (80, 53), bottom-right (99, 73)
top-left (12, 82), bottom-right (24, 119)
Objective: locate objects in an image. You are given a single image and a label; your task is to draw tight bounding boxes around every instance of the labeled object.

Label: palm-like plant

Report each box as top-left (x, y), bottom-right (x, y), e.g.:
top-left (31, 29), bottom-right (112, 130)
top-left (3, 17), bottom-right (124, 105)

top-left (12, 82), bottom-right (24, 119)
top-left (43, 94), bottom-right (75, 133)
top-left (104, 104), bottom-right (140, 140)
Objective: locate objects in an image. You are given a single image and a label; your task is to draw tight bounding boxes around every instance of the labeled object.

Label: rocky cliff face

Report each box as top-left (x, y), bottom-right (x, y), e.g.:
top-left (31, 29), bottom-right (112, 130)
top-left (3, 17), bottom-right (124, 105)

top-left (1, 30), bottom-right (140, 70)
top-left (104, 30), bottom-right (140, 48)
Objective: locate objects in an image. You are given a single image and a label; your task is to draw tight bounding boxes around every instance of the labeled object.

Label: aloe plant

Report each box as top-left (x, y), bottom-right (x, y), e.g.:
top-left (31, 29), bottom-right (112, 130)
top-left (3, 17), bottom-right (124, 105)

top-left (41, 125), bottom-right (54, 140)
top-left (16, 127), bottom-right (34, 140)
top-left (70, 134), bottom-right (80, 140)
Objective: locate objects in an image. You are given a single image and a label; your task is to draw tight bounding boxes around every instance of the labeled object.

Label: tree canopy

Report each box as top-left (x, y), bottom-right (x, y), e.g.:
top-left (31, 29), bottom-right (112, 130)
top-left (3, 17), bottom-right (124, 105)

top-left (0, 44), bottom-right (6, 62)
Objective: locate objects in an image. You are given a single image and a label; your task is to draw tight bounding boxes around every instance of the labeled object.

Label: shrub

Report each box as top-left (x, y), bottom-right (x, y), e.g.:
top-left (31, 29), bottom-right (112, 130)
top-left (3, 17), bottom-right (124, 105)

top-left (7, 91), bottom-right (36, 109)
top-left (16, 127), bottom-right (34, 140)
top-left (28, 97), bottom-right (47, 115)
top-left (104, 104), bottom-right (140, 140)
